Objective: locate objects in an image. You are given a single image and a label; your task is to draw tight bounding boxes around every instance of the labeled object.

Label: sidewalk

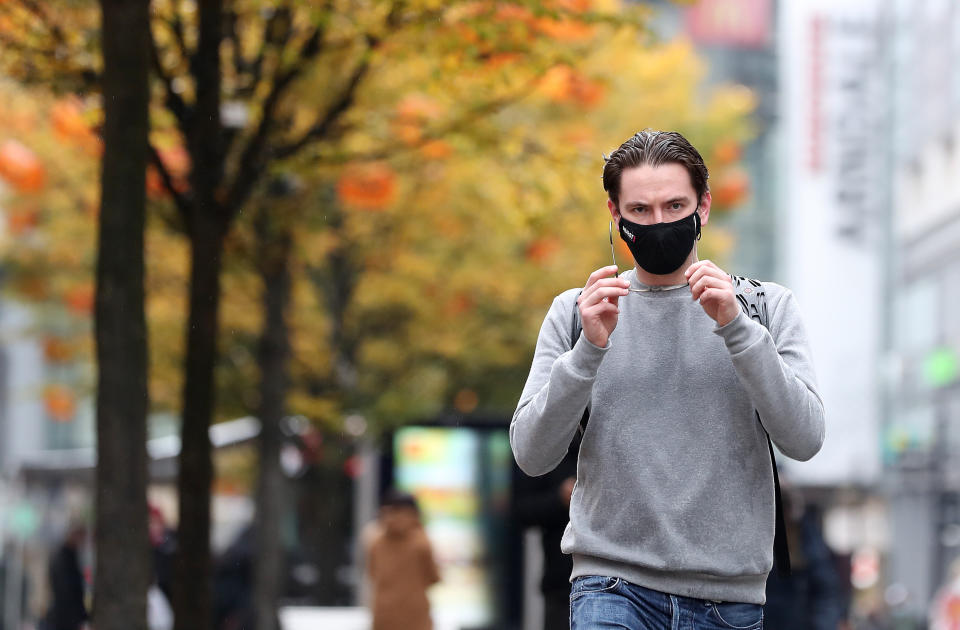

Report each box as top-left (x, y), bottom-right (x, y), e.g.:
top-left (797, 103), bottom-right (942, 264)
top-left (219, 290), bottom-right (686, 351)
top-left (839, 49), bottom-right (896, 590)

top-left (279, 606), bottom-right (463, 630)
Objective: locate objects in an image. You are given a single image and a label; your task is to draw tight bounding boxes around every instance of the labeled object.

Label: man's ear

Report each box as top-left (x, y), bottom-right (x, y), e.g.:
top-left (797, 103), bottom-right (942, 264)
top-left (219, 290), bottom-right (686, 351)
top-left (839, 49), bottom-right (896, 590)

top-left (698, 190), bottom-right (712, 227)
top-left (607, 199), bottom-right (620, 222)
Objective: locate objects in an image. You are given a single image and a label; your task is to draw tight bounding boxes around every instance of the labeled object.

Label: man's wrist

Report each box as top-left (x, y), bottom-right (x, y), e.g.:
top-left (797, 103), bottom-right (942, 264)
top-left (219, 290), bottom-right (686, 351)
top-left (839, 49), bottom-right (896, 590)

top-left (717, 303), bottom-right (741, 327)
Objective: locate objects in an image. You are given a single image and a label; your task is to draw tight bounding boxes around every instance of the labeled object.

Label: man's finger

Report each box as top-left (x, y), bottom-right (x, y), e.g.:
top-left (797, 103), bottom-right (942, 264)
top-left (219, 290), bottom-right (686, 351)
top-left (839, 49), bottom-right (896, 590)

top-left (585, 265), bottom-right (620, 290)
top-left (687, 266), bottom-right (731, 292)
top-left (581, 277), bottom-right (630, 303)
top-left (690, 275), bottom-right (730, 300)
top-left (582, 285), bottom-right (629, 307)
top-left (698, 287), bottom-right (730, 306)
top-left (581, 300), bottom-right (619, 319)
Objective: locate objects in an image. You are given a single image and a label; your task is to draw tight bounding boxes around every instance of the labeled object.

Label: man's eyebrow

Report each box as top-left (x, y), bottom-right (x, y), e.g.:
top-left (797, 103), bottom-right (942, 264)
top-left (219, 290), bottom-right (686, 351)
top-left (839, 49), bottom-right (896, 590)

top-left (625, 196), bottom-right (690, 208)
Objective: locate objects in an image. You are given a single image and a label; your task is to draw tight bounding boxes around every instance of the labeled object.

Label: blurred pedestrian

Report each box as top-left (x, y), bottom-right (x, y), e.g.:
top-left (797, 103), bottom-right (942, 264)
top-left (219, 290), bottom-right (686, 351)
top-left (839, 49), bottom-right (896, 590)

top-left (148, 504), bottom-right (176, 605)
top-left (513, 431), bottom-right (578, 630)
top-left (148, 505), bottom-right (175, 630)
top-left (764, 496), bottom-right (844, 630)
top-left (41, 522), bottom-right (88, 630)
top-left (364, 489), bottom-right (440, 630)
top-left (512, 129), bottom-right (825, 629)
top-left (213, 525), bottom-right (254, 630)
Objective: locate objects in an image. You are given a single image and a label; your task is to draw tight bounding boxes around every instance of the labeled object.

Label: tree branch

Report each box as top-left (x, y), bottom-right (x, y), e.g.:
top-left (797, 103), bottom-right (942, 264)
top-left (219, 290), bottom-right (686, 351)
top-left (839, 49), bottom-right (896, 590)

top-left (0, 31), bottom-right (57, 60)
top-left (2, 2), bottom-right (98, 91)
top-left (150, 10), bottom-right (190, 73)
top-left (13, 0), bottom-right (68, 48)
top-left (270, 2), bottom-right (441, 162)
top-left (272, 54), bottom-right (369, 162)
top-left (149, 28), bottom-right (191, 129)
top-left (223, 25), bottom-right (326, 216)
top-left (310, 75), bottom-right (540, 166)
top-left (148, 143), bottom-right (192, 227)
top-left (223, 4), bottom-right (246, 90)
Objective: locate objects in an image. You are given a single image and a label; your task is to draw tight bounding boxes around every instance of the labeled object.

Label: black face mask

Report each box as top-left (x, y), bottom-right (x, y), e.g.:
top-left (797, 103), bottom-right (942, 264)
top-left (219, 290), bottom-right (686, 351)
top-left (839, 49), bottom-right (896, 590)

top-left (617, 209), bottom-right (701, 275)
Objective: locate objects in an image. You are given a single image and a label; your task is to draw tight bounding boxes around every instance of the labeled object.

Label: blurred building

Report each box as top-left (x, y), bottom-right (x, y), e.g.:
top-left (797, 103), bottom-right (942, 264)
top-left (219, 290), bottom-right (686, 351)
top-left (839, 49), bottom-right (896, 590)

top-left (880, 0), bottom-right (960, 619)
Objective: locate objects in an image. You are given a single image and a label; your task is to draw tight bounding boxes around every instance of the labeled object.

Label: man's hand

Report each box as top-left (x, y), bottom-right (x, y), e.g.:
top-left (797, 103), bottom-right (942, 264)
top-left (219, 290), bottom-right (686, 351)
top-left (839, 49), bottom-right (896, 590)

top-left (578, 265), bottom-right (630, 348)
top-left (685, 260), bottom-right (740, 327)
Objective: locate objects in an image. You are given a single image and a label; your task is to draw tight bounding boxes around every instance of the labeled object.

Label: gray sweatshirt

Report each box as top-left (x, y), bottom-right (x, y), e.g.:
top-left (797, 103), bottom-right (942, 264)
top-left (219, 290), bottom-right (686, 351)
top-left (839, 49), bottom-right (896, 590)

top-left (510, 269), bottom-right (824, 605)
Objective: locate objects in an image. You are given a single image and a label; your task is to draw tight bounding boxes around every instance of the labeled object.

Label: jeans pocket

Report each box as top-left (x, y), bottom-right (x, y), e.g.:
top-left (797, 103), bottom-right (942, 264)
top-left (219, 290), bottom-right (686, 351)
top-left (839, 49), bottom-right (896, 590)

top-left (708, 602), bottom-right (763, 629)
top-left (570, 575), bottom-right (622, 601)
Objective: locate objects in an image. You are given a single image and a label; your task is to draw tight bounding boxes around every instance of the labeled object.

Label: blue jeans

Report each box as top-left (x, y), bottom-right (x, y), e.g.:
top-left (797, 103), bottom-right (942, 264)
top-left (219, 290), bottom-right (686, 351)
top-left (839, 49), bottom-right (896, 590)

top-left (570, 576), bottom-right (763, 630)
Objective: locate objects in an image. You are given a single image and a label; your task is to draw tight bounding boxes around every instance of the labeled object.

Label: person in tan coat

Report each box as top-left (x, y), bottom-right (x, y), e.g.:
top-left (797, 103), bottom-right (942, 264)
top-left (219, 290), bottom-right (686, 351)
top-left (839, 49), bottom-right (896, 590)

top-left (364, 490), bottom-right (441, 630)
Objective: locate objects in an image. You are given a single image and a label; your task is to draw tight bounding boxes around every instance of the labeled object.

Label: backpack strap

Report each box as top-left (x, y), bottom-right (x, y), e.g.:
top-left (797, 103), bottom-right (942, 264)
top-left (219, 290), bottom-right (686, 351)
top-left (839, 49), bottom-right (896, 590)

top-left (730, 275), bottom-right (791, 577)
top-left (570, 292), bottom-right (589, 435)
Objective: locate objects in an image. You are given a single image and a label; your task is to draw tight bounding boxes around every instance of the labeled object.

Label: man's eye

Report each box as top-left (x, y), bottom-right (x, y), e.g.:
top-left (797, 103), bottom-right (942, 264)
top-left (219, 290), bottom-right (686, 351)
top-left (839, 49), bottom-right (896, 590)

top-left (671, 202), bottom-right (682, 210)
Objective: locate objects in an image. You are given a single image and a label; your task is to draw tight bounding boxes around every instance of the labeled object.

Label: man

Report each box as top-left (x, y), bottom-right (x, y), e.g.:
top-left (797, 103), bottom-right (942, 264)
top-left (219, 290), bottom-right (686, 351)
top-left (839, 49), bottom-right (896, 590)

top-left (511, 130), bottom-right (824, 629)
top-left (42, 523), bottom-right (89, 630)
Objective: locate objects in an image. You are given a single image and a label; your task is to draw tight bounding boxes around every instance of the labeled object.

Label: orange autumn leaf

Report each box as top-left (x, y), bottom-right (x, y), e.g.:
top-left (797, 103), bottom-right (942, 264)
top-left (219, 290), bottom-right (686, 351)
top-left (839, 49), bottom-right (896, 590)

top-left (443, 292), bottom-right (474, 316)
top-left (158, 145), bottom-right (190, 180)
top-left (569, 74), bottom-right (606, 108)
top-left (64, 284), bottom-right (94, 315)
top-left (396, 94), bottom-right (443, 122)
top-left (147, 145), bottom-right (191, 198)
top-left (534, 16), bottom-right (595, 41)
top-left (51, 98), bottom-right (94, 143)
top-left (14, 276), bottom-right (48, 300)
top-left (525, 238), bottom-right (560, 263)
top-left (712, 139), bottom-right (742, 166)
top-left (393, 95), bottom-right (444, 145)
top-left (43, 337), bottom-right (74, 363)
top-left (551, 0), bottom-right (592, 11)
top-left (494, 3), bottom-right (535, 23)
top-left (146, 166), bottom-right (167, 199)
top-left (6, 207), bottom-right (39, 235)
top-left (337, 163), bottom-right (397, 210)
top-left (539, 65), bottom-right (575, 101)
top-left (421, 140), bottom-right (453, 160)
top-left (44, 385), bottom-right (76, 422)
top-left (539, 66), bottom-right (605, 108)
top-left (711, 170), bottom-right (750, 209)
top-left (0, 139), bottom-right (46, 192)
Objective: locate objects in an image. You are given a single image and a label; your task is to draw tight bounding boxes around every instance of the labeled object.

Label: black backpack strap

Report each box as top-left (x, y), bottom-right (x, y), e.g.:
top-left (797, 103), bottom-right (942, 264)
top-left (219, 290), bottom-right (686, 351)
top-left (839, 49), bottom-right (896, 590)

top-left (570, 292), bottom-right (589, 436)
top-left (731, 275), bottom-right (791, 577)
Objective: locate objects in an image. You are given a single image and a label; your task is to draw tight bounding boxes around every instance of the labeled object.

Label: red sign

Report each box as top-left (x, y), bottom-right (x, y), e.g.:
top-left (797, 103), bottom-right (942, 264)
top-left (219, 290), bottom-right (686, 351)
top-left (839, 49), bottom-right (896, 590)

top-left (684, 0), bottom-right (772, 49)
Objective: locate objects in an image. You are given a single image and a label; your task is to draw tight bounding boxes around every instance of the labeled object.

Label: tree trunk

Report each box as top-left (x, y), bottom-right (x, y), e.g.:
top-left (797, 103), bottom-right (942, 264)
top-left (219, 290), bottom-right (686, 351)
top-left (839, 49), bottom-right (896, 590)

top-left (172, 1), bottom-right (224, 628)
top-left (172, 211), bottom-right (226, 630)
top-left (93, 1), bottom-right (151, 629)
top-left (252, 219), bottom-right (292, 630)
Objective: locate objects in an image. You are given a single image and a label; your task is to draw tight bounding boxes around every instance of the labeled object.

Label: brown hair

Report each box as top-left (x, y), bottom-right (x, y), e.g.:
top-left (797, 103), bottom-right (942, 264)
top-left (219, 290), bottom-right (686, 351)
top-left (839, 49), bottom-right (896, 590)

top-left (602, 130), bottom-right (709, 209)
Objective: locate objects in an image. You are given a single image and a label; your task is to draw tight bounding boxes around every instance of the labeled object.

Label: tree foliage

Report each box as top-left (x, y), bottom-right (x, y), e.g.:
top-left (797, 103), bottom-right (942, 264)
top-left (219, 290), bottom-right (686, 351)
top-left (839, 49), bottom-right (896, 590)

top-left (0, 3), bottom-right (756, 431)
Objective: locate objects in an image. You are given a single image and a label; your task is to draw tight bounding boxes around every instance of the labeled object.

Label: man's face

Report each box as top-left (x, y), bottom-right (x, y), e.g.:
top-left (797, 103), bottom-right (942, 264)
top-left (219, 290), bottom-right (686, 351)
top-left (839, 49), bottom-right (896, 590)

top-left (607, 162), bottom-right (711, 227)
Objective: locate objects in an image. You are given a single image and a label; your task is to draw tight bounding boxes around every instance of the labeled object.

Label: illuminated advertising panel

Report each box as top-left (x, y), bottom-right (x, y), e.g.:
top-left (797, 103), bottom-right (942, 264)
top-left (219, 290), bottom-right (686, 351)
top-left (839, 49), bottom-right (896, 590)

top-left (393, 426), bottom-right (513, 629)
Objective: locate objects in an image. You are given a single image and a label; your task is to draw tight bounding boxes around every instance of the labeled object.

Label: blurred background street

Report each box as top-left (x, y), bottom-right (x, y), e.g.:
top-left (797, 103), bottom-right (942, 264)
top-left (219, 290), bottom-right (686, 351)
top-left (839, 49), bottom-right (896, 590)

top-left (0, 0), bottom-right (957, 628)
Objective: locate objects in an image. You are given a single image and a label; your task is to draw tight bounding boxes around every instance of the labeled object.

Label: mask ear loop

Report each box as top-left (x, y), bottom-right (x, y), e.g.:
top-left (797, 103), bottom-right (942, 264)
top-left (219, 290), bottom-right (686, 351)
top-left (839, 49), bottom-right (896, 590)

top-left (609, 220), bottom-right (620, 278)
top-left (694, 205), bottom-right (702, 241)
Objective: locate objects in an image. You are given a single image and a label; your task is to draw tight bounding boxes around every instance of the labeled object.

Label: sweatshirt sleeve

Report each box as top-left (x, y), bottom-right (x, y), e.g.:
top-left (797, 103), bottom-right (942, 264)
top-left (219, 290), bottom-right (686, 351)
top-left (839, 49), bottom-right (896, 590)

top-left (713, 285), bottom-right (825, 461)
top-left (511, 290), bottom-right (609, 476)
